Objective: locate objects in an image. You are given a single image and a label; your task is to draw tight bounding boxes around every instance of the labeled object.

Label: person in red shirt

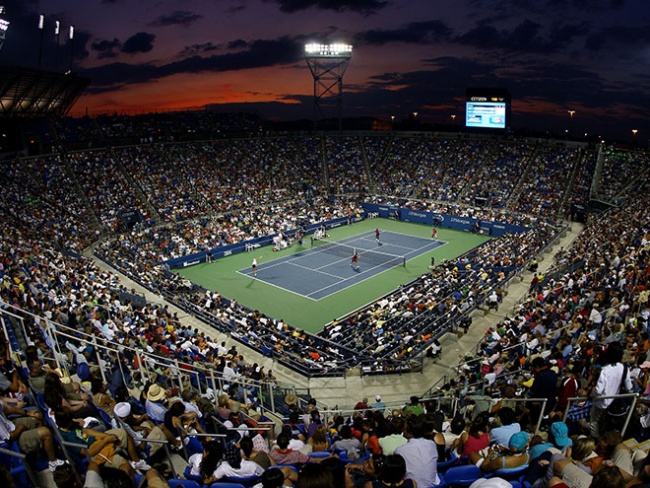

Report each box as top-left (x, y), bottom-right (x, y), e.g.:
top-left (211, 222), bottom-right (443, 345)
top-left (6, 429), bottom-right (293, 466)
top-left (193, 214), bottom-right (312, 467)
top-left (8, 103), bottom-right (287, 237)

top-left (354, 398), bottom-right (370, 411)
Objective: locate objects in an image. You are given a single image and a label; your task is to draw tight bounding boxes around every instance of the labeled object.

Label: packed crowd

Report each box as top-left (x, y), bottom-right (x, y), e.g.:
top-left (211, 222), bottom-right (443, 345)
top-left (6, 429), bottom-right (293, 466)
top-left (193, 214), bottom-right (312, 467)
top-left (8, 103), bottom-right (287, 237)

top-left (1, 125), bottom-right (650, 486)
top-left (420, 140), bottom-right (491, 202)
top-left (372, 138), bottom-right (451, 198)
top-left (325, 137), bottom-right (370, 195)
top-left (462, 143), bottom-right (535, 209)
top-left (509, 147), bottom-right (580, 216)
top-left (594, 149), bottom-right (650, 203)
top-left (68, 150), bottom-right (155, 234)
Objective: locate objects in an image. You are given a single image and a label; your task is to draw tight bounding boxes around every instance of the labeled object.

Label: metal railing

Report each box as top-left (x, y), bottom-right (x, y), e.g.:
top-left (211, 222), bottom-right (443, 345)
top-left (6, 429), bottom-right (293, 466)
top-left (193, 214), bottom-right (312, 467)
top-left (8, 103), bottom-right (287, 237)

top-left (562, 393), bottom-right (639, 437)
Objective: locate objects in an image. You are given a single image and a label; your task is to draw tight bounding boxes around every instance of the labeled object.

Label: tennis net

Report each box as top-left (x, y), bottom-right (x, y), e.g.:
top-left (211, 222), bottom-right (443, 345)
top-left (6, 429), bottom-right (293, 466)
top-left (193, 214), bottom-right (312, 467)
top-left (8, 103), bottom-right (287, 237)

top-left (311, 237), bottom-right (406, 268)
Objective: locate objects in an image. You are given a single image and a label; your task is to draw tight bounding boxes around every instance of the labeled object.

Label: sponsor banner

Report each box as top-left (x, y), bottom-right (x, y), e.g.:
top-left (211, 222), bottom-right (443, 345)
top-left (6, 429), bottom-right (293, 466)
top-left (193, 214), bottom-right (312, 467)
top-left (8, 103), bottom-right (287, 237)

top-left (163, 214), bottom-right (364, 269)
top-left (360, 203), bottom-right (530, 236)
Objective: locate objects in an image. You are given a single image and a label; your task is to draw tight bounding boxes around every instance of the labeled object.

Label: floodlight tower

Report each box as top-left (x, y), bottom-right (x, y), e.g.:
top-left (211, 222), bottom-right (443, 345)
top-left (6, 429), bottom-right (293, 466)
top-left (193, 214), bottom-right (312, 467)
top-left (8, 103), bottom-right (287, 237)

top-left (0, 7), bottom-right (10, 53)
top-left (304, 43), bottom-right (352, 132)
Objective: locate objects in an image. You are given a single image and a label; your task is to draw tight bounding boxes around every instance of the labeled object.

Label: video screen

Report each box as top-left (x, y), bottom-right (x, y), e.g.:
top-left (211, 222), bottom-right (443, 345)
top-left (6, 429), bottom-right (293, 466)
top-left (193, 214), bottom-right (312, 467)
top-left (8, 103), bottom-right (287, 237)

top-left (465, 101), bottom-right (507, 129)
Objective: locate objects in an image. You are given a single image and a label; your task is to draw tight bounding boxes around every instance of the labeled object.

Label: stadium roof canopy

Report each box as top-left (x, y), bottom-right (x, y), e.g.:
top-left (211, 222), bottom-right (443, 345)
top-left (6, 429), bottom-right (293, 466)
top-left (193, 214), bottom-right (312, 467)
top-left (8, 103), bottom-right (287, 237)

top-left (0, 66), bottom-right (89, 118)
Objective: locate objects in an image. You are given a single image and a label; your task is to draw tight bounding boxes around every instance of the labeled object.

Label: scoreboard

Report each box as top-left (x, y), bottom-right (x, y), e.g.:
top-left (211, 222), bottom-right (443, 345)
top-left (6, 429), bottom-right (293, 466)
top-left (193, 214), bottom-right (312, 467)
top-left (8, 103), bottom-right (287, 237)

top-left (465, 88), bottom-right (511, 131)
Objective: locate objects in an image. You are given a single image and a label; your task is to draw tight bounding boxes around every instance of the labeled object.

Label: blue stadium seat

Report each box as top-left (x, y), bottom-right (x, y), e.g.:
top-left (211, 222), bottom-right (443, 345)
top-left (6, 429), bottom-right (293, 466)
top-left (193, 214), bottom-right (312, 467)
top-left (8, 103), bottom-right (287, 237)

top-left (439, 464), bottom-right (481, 487)
top-left (209, 483), bottom-right (247, 488)
top-left (221, 475), bottom-right (260, 487)
top-left (168, 479), bottom-right (202, 488)
top-left (183, 464), bottom-right (203, 483)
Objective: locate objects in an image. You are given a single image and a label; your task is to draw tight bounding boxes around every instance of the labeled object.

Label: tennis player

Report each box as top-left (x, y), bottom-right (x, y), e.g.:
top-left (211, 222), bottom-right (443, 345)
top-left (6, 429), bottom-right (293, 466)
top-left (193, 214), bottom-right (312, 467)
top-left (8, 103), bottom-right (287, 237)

top-left (351, 251), bottom-right (360, 271)
top-left (375, 228), bottom-right (380, 244)
top-left (252, 258), bottom-right (258, 277)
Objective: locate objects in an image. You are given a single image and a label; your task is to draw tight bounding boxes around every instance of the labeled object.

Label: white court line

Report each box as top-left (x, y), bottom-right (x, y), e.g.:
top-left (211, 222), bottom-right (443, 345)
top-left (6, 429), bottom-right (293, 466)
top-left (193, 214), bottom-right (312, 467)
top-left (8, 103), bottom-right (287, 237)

top-left (235, 269), bottom-right (319, 301)
top-left (236, 231), bottom-right (447, 301)
top-left (305, 260), bottom-right (402, 299)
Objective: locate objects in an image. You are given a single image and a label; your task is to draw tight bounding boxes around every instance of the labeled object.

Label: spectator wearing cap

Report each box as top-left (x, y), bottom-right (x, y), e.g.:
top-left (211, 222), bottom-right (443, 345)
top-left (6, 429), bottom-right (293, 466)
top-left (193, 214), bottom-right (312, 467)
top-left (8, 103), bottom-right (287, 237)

top-left (470, 430), bottom-right (531, 473)
top-left (528, 421), bottom-right (573, 462)
top-left (372, 395), bottom-right (386, 412)
top-left (144, 383), bottom-right (168, 423)
top-left (54, 409), bottom-right (150, 476)
top-left (112, 401), bottom-right (169, 456)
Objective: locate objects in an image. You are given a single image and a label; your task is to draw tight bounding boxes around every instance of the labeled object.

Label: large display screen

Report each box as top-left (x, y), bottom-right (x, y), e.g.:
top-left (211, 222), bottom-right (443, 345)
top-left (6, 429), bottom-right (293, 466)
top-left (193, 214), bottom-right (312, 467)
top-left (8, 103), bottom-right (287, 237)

top-left (465, 101), bottom-right (507, 129)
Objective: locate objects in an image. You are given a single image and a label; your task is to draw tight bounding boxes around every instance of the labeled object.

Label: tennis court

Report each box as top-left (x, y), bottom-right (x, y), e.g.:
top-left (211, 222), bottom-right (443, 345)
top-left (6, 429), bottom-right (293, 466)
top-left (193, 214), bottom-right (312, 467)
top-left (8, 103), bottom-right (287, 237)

top-left (177, 219), bottom-right (490, 332)
top-left (237, 230), bottom-right (445, 300)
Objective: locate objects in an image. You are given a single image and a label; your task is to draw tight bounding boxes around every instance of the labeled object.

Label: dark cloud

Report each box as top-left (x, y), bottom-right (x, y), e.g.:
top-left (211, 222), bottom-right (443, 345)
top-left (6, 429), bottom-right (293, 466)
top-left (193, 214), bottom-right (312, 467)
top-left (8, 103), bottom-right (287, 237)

top-left (585, 24), bottom-right (650, 54)
top-left (179, 42), bottom-right (219, 57)
top-left (270, 0), bottom-right (388, 14)
top-left (227, 39), bottom-right (249, 50)
top-left (355, 20), bottom-right (452, 45)
top-left (149, 10), bottom-right (202, 28)
top-left (121, 32), bottom-right (155, 54)
top-left (457, 19), bottom-right (565, 53)
top-left (548, 21), bottom-right (590, 45)
top-left (226, 4), bottom-right (246, 14)
top-left (91, 38), bottom-right (121, 59)
top-left (79, 35), bottom-right (303, 89)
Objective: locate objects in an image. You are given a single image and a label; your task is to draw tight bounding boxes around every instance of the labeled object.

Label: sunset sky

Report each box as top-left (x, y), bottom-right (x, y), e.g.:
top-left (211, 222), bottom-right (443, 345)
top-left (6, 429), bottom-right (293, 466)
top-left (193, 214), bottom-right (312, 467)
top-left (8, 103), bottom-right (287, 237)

top-left (1, 0), bottom-right (649, 141)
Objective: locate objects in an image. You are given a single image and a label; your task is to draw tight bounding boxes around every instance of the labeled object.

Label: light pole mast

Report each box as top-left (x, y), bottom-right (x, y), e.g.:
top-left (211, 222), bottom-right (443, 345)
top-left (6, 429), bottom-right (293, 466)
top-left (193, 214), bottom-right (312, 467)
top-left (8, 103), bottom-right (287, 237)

top-left (304, 43), bottom-right (352, 132)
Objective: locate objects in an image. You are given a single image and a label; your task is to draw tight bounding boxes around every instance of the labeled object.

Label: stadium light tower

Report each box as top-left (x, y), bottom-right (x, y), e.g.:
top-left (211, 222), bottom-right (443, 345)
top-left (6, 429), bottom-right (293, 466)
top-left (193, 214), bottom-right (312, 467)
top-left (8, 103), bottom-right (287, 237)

top-left (304, 43), bottom-right (352, 132)
top-left (38, 14), bottom-right (45, 69)
top-left (0, 7), bottom-right (10, 53)
top-left (68, 25), bottom-right (75, 72)
top-left (54, 20), bottom-right (61, 71)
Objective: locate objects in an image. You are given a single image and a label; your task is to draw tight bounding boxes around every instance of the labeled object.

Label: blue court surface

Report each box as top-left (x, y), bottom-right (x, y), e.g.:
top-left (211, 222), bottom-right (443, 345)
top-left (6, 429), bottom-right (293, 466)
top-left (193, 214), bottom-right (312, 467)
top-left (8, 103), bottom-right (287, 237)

top-left (238, 230), bottom-right (445, 300)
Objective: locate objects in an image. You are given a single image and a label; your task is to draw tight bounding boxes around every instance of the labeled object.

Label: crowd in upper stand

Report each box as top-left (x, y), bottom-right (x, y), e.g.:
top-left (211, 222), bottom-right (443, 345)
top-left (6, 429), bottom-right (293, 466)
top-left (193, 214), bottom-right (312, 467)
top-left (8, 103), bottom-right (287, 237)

top-left (420, 140), bottom-right (489, 202)
top-left (462, 143), bottom-right (535, 209)
top-left (508, 147), bottom-right (581, 216)
top-left (69, 150), bottom-right (155, 233)
top-left (595, 149), bottom-right (650, 203)
top-left (324, 137), bottom-right (370, 194)
top-left (371, 138), bottom-right (451, 198)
